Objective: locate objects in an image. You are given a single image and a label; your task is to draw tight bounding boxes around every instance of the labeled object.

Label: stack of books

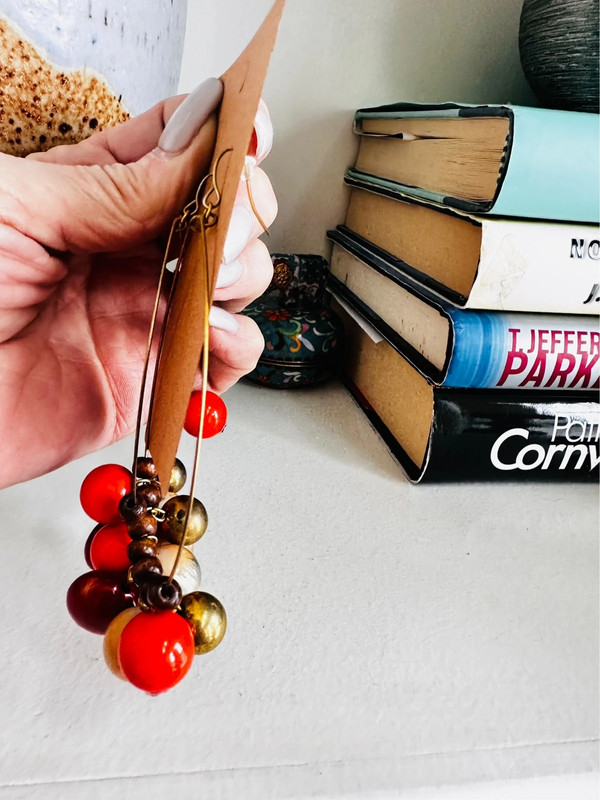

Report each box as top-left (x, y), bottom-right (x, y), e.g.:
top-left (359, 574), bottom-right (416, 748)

top-left (327, 102), bottom-right (600, 482)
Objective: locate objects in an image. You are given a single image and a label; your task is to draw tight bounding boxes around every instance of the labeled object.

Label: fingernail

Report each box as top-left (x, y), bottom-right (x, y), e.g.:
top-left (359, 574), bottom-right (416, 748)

top-left (253, 99), bottom-right (273, 162)
top-left (216, 258), bottom-right (244, 289)
top-left (209, 306), bottom-right (240, 334)
top-left (223, 205), bottom-right (254, 264)
top-left (158, 78), bottom-right (223, 154)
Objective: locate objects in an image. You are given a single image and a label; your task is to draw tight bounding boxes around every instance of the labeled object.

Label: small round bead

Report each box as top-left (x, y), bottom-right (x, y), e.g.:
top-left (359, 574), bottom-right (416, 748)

top-left (156, 544), bottom-right (202, 596)
top-left (89, 521), bottom-right (131, 572)
top-left (66, 570), bottom-right (135, 635)
top-left (127, 537), bottom-right (158, 563)
top-left (141, 575), bottom-right (183, 611)
top-left (135, 457), bottom-right (158, 481)
top-left (184, 390), bottom-right (227, 438)
top-left (103, 607), bottom-right (141, 679)
top-left (118, 493), bottom-right (147, 523)
top-left (80, 464), bottom-right (133, 523)
top-left (130, 556), bottom-right (163, 586)
top-left (84, 523), bottom-right (104, 569)
top-left (127, 512), bottom-right (159, 540)
top-left (160, 495), bottom-right (208, 545)
top-left (169, 458), bottom-right (187, 494)
top-left (180, 591), bottom-right (227, 654)
top-left (117, 610), bottom-right (195, 694)
top-left (135, 481), bottom-right (162, 507)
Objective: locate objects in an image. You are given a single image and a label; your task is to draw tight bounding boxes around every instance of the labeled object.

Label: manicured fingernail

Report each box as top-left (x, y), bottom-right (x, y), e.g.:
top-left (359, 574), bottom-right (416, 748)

top-left (223, 205), bottom-right (254, 264)
top-left (158, 78), bottom-right (223, 154)
top-left (209, 306), bottom-right (240, 334)
top-left (216, 258), bottom-right (244, 289)
top-left (253, 99), bottom-right (273, 162)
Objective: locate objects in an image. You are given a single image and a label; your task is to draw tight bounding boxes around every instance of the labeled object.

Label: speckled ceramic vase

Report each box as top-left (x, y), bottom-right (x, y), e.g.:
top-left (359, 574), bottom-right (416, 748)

top-left (0, 0), bottom-right (187, 155)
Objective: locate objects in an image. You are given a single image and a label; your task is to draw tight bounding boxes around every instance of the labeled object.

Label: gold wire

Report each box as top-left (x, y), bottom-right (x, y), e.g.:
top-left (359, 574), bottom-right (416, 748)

top-left (244, 160), bottom-right (270, 235)
top-left (143, 227), bottom-right (190, 453)
top-left (169, 215), bottom-right (211, 582)
top-left (131, 218), bottom-right (180, 501)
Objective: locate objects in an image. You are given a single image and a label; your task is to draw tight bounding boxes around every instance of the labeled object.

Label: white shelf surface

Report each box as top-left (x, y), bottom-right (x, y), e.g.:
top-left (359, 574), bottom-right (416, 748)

top-left (0, 381), bottom-right (597, 799)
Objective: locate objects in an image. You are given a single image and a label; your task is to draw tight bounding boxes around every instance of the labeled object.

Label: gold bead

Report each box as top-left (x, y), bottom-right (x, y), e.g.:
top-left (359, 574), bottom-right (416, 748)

top-left (160, 495), bottom-right (207, 545)
top-left (169, 458), bottom-right (187, 494)
top-left (180, 592), bottom-right (227, 655)
top-left (103, 607), bottom-right (141, 679)
top-left (157, 544), bottom-right (202, 596)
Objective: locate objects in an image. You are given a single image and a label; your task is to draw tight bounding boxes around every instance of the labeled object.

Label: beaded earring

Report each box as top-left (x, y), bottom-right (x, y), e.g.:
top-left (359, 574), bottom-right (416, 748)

top-left (65, 0), bottom-right (285, 695)
top-left (66, 156), bottom-right (232, 695)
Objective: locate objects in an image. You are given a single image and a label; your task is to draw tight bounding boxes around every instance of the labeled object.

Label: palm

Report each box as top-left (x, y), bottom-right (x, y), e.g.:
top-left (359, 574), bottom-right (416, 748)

top-left (0, 238), bottom-right (163, 480)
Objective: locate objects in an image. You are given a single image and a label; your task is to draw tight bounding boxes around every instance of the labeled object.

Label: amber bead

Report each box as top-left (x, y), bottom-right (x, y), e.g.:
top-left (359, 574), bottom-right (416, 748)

top-left (180, 591), bottom-right (227, 654)
top-left (136, 457), bottom-right (158, 481)
top-left (160, 495), bottom-right (208, 545)
top-left (169, 458), bottom-right (187, 494)
top-left (118, 493), bottom-right (147, 524)
top-left (127, 537), bottom-right (158, 563)
top-left (136, 481), bottom-right (162, 507)
top-left (141, 575), bottom-right (183, 611)
top-left (103, 607), bottom-right (141, 679)
top-left (127, 512), bottom-right (158, 540)
top-left (130, 556), bottom-right (163, 585)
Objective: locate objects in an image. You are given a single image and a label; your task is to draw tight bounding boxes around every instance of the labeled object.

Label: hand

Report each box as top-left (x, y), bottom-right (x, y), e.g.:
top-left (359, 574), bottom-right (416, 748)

top-left (0, 80), bottom-right (277, 488)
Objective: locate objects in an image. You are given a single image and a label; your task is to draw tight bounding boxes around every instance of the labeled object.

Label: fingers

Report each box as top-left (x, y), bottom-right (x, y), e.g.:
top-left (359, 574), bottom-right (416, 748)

top-left (207, 313), bottom-right (265, 393)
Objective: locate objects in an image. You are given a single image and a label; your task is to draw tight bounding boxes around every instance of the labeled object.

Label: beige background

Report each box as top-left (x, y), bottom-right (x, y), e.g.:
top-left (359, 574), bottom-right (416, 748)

top-left (179, 0), bottom-right (537, 255)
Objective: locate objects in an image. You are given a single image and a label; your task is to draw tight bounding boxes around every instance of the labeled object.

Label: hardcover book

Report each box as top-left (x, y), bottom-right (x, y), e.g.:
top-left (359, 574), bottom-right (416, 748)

top-left (335, 301), bottom-right (600, 483)
top-left (349, 102), bottom-right (600, 222)
top-left (327, 232), bottom-right (600, 391)
top-left (341, 180), bottom-right (600, 314)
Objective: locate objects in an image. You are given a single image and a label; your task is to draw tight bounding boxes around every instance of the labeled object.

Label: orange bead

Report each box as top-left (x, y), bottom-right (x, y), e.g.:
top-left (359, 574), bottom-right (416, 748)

top-left (118, 610), bottom-right (195, 694)
top-left (89, 521), bottom-right (132, 573)
top-left (80, 464), bottom-right (133, 523)
top-left (184, 391), bottom-right (227, 438)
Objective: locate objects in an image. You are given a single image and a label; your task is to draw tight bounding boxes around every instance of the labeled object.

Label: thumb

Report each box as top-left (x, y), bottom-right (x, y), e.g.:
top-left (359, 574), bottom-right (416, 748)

top-left (1, 79), bottom-right (224, 253)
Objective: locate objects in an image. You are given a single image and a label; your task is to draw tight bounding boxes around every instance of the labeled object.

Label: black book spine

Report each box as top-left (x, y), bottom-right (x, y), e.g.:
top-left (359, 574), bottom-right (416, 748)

top-left (425, 390), bottom-right (599, 482)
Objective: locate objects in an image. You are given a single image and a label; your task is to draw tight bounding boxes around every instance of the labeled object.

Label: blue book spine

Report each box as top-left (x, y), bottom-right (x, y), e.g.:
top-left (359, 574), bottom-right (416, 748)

top-left (444, 310), bottom-right (599, 390)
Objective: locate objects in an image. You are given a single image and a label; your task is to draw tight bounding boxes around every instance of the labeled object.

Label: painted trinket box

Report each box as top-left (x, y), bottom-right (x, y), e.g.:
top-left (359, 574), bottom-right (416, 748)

top-left (243, 254), bottom-right (344, 388)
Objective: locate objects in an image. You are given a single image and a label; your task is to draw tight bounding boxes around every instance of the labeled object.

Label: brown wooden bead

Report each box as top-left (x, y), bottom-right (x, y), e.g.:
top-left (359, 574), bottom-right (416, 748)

top-left (127, 512), bottom-right (158, 540)
top-left (141, 575), bottom-right (182, 611)
top-left (127, 537), bottom-right (158, 563)
top-left (130, 556), bottom-right (163, 585)
top-left (119, 493), bottom-right (147, 523)
top-left (136, 457), bottom-right (158, 480)
top-left (136, 481), bottom-right (162, 507)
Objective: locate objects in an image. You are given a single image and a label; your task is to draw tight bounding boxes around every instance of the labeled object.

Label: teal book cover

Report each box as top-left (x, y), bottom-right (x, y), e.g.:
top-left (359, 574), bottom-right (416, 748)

top-left (351, 102), bottom-right (600, 222)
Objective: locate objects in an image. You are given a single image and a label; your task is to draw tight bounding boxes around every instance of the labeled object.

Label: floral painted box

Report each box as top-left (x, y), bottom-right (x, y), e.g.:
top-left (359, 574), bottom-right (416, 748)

top-left (243, 254), bottom-right (344, 389)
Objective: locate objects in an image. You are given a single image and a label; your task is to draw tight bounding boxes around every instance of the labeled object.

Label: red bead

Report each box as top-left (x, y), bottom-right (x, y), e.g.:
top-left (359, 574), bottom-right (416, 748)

top-left (247, 127), bottom-right (258, 158)
top-left (84, 523), bottom-right (104, 569)
top-left (66, 570), bottom-right (134, 635)
top-left (118, 610), bottom-right (195, 694)
top-left (80, 464), bottom-right (133, 523)
top-left (89, 521), bottom-right (132, 572)
top-left (184, 391), bottom-right (227, 439)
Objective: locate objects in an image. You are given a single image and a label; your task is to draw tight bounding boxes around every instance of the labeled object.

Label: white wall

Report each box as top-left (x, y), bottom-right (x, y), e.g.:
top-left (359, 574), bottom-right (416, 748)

top-left (179, 0), bottom-right (537, 256)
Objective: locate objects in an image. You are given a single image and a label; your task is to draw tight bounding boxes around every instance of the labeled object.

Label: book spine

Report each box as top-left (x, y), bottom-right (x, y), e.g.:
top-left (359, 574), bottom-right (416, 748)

top-left (424, 390), bottom-right (600, 482)
top-left (467, 217), bottom-right (600, 314)
top-left (446, 311), bottom-right (599, 390)
top-left (493, 106), bottom-right (600, 223)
